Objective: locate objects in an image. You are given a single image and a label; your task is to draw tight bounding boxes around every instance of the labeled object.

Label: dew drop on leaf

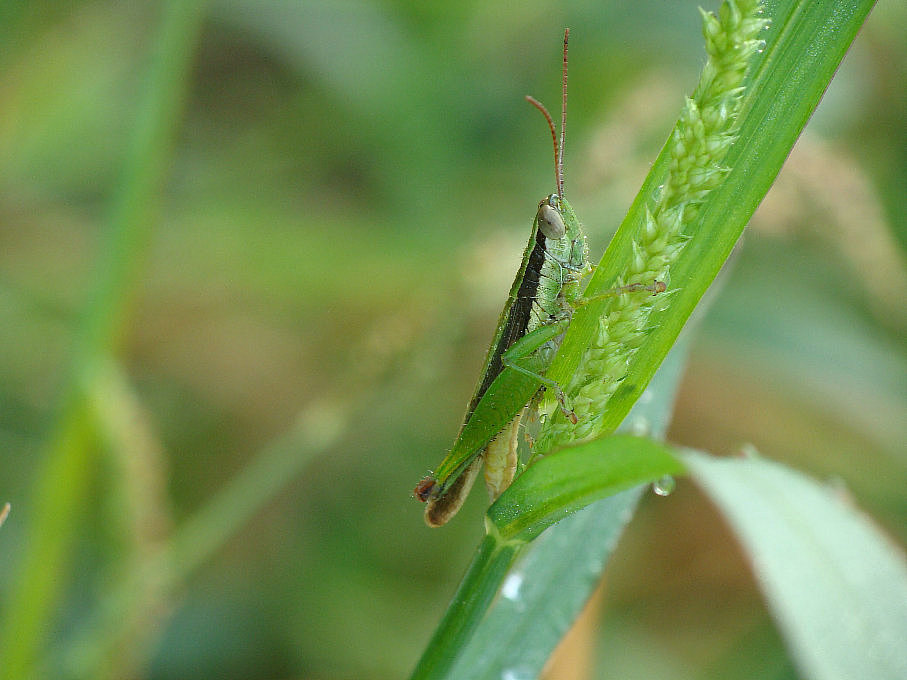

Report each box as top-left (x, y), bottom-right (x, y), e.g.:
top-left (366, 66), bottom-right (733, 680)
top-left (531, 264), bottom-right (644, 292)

top-left (652, 475), bottom-right (676, 497)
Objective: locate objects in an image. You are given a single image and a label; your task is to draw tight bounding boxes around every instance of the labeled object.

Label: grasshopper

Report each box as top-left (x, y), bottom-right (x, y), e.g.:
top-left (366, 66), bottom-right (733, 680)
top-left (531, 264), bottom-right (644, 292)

top-left (415, 30), bottom-right (661, 527)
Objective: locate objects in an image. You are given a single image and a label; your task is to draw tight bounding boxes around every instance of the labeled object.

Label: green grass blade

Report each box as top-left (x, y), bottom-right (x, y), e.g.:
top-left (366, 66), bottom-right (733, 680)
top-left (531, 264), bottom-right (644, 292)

top-left (440, 336), bottom-right (690, 680)
top-left (409, 537), bottom-right (523, 680)
top-left (410, 335), bottom-right (691, 680)
top-left (0, 3), bottom-right (207, 678)
top-left (411, 1), bottom-right (876, 677)
top-left (59, 396), bottom-right (348, 678)
top-left (450, 490), bottom-right (641, 680)
top-left (487, 435), bottom-right (684, 542)
top-left (685, 450), bottom-right (907, 680)
top-left (546, 0), bottom-right (877, 439)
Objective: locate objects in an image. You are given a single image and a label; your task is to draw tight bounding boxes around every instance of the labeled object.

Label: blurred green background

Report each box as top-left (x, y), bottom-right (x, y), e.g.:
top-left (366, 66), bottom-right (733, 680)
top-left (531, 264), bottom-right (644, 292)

top-left (0, 1), bottom-right (904, 679)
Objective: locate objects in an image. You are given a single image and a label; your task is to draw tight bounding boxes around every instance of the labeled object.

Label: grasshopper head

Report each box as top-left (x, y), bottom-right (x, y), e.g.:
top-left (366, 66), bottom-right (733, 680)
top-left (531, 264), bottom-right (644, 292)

top-left (536, 194), bottom-right (567, 239)
top-left (536, 194), bottom-right (588, 272)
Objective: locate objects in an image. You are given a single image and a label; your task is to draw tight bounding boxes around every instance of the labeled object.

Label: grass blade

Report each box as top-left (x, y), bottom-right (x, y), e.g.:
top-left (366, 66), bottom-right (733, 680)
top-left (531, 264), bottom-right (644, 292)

top-left (685, 450), bottom-right (907, 680)
top-left (545, 0), bottom-right (877, 442)
top-left (410, 0), bottom-right (876, 677)
top-left (0, 3), bottom-right (208, 677)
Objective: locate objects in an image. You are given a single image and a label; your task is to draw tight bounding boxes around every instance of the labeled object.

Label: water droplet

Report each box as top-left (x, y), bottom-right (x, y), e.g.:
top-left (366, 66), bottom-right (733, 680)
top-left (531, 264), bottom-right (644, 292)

top-left (501, 666), bottom-right (534, 680)
top-left (501, 572), bottom-right (524, 601)
top-left (652, 475), bottom-right (676, 497)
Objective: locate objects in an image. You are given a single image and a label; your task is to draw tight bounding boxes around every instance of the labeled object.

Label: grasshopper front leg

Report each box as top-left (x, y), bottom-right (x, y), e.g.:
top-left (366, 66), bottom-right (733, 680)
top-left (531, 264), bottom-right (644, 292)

top-left (500, 280), bottom-right (667, 425)
top-left (498, 317), bottom-right (576, 421)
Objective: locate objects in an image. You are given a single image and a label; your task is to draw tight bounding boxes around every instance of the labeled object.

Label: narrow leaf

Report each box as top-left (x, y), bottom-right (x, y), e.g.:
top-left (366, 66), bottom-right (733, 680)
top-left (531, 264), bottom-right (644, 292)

top-left (488, 435), bottom-right (684, 542)
top-left (441, 336), bottom-right (692, 680)
top-left (685, 451), bottom-right (907, 680)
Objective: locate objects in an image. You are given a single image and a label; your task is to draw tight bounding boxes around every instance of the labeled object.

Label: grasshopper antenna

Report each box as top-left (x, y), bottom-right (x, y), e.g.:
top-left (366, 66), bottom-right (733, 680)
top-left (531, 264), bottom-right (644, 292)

top-left (559, 28), bottom-right (568, 199)
top-left (525, 95), bottom-right (559, 195)
top-left (526, 28), bottom-right (570, 199)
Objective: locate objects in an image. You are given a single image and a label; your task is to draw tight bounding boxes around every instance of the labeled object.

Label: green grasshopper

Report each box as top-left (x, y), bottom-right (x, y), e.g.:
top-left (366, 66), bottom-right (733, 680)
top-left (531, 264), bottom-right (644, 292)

top-left (415, 30), bottom-right (661, 527)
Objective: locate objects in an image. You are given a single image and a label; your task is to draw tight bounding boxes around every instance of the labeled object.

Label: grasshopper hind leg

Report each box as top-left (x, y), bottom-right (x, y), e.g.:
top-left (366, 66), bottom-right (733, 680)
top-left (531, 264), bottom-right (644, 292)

top-left (423, 454), bottom-right (485, 528)
top-left (483, 409), bottom-right (526, 500)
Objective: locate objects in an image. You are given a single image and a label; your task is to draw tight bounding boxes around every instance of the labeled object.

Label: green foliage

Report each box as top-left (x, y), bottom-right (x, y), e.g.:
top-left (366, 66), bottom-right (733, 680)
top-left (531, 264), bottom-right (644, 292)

top-left (0, 3), bottom-right (208, 678)
top-left (412, 1), bottom-right (901, 678)
top-left (487, 435), bottom-right (684, 542)
top-left (0, 0), bottom-right (901, 679)
top-left (685, 450), bottom-right (907, 680)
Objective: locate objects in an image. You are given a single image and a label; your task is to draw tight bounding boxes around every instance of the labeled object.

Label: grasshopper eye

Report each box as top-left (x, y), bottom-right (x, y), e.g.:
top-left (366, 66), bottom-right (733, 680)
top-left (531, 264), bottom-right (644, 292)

top-left (537, 201), bottom-right (566, 239)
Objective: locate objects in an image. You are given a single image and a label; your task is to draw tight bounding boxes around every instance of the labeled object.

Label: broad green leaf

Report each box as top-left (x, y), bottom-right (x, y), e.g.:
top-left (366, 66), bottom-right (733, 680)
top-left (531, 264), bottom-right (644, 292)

top-left (685, 451), bottom-right (907, 680)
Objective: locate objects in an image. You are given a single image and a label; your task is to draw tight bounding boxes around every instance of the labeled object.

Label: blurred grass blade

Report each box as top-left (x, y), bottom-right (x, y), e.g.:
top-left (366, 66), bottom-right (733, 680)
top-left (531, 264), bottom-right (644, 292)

top-left (75, 359), bottom-right (173, 679)
top-left (60, 397), bottom-right (348, 679)
top-left (488, 435), bottom-right (684, 542)
top-left (685, 450), bottom-right (907, 680)
top-left (0, 3), bottom-right (207, 678)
